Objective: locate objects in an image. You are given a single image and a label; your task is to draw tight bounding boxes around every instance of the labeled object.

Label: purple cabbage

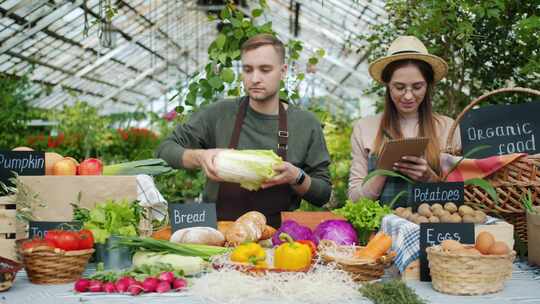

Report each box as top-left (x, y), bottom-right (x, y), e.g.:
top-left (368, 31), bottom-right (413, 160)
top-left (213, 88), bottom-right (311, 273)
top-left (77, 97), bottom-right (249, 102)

top-left (313, 220), bottom-right (358, 245)
top-left (272, 220), bottom-right (316, 246)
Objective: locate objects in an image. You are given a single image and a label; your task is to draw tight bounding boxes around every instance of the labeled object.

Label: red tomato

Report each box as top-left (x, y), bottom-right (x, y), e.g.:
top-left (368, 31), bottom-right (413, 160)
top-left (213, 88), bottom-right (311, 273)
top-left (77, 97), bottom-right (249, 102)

top-left (54, 231), bottom-right (80, 251)
top-left (44, 230), bottom-right (62, 247)
top-left (78, 229), bottom-right (94, 249)
top-left (21, 239), bottom-right (55, 251)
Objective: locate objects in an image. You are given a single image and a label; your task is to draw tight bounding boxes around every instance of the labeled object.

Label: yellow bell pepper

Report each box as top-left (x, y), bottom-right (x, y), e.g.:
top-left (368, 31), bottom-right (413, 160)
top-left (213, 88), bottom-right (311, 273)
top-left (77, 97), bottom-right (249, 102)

top-left (274, 233), bottom-right (312, 271)
top-left (230, 242), bottom-right (266, 265)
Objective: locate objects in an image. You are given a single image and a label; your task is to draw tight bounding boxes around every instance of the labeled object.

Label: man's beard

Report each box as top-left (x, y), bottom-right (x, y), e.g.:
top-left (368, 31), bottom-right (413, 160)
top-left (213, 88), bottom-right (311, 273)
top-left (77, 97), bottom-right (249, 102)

top-left (248, 89), bottom-right (278, 102)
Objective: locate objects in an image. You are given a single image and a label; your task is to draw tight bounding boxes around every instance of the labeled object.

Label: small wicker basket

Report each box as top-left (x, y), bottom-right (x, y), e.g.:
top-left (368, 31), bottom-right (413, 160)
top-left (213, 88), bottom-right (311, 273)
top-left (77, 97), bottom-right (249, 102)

top-left (427, 245), bottom-right (515, 295)
top-left (318, 240), bottom-right (394, 282)
top-left (20, 248), bottom-right (94, 284)
top-left (0, 256), bottom-right (22, 291)
top-left (445, 87), bottom-right (540, 243)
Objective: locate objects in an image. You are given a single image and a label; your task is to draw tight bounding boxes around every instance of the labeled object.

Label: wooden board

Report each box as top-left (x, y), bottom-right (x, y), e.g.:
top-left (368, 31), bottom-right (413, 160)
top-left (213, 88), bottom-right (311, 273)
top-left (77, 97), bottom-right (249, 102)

top-left (19, 176), bottom-right (137, 221)
top-left (281, 211), bottom-right (345, 231)
top-left (0, 239), bottom-right (17, 261)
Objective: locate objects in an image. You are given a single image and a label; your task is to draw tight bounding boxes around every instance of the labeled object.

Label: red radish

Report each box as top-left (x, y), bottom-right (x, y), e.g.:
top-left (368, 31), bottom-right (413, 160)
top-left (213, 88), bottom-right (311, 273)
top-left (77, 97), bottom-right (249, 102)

top-left (103, 282), bottom-right (117, 293)
top-left (128, 282), bottom-right (143, 296)
top-left (74, 278), bottom-right (91, 292)
top-left (115, 279), bottom-right (129, 293)
top-left (159, 271), bottom-right (175, 284)
top-left (156, 281), bottom-right (171, 293)
top-left (142, 277), bottom-right (159, 292)
top-left (88, 280), bottom-right (103, 292)
top-left (172, 278), bottom-right (187, 291)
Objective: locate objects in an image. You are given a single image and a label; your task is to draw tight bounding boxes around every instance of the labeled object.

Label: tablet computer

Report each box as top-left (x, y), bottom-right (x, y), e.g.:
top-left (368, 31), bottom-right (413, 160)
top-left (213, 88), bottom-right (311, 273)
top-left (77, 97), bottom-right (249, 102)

top-left (376, 137), bottom-right (429, 170)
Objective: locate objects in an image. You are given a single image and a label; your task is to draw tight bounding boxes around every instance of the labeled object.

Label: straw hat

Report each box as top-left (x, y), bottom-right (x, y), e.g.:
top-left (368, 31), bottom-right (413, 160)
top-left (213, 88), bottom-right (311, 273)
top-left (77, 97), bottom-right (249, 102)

top-left (368, 36), bottom-right (448, 83)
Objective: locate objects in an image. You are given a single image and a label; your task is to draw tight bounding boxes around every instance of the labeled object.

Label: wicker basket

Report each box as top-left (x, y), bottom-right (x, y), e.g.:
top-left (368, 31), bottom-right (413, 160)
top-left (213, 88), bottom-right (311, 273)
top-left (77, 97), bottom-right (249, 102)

top-left (318, 240), bottom-right (394, 282)
top-left (427, 245), bottom-right (515, 295)
top-left (445, 87), bottom-right (540, 243)
top-left (0, 256), bottom-right (22, 291)
top-left (20, 248), bottom-right (94, 284)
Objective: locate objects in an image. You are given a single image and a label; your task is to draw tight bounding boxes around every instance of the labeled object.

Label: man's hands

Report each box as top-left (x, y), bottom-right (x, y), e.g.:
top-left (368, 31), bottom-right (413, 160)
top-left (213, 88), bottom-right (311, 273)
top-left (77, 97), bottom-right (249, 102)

top-left (393, 156), bottom-right (439, 182)
top-left (261, 162), bottom-right (301, 188)
top-left (196, 149), bottom-right (225, 181)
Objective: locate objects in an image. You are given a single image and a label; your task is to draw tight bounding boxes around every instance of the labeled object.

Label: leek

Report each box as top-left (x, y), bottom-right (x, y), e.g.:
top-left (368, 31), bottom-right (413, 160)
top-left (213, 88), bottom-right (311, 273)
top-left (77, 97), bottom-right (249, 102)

top-left (103, 159), bottom-right (173, 176)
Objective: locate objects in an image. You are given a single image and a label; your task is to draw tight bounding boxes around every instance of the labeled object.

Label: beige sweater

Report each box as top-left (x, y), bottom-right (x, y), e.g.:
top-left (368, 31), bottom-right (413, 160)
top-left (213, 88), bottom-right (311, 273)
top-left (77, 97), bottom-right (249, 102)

top-left (348, 112), bottom-right (461, 202)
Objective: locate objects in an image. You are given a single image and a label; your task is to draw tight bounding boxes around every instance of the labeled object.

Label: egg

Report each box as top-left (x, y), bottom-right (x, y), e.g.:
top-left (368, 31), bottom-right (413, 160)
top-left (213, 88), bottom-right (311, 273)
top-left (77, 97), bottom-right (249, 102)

top-left (441, 239), bottom-right (463, 252)
top-left (488, 241), bottom-right (510, 255)
top-left (475, 231), bottom-right (495, 254)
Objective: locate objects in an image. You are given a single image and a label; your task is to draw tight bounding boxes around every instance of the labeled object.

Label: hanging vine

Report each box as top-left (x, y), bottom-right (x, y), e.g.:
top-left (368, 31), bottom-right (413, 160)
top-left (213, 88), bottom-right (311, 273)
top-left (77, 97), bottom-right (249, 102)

top-left (177, 0), bottom-right (325, 113)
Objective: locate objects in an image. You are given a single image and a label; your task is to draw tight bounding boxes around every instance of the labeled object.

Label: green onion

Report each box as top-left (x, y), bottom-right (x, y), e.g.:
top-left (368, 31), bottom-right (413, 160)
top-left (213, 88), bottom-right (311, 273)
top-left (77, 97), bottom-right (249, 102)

top-left (118, 237), bottom-right (230, 260)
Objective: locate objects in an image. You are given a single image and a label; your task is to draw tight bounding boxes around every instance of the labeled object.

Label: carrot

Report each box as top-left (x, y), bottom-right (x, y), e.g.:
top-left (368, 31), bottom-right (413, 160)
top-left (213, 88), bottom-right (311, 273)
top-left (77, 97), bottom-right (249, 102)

top-left (151, 226), bottom-right (172, 241)
top-left (355, 232), bottom-right (392, 260)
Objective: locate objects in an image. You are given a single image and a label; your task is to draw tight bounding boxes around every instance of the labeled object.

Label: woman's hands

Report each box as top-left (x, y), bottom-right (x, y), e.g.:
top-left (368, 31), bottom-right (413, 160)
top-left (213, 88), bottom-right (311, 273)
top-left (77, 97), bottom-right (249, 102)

top-left (393, 156), bottom-right (439, 182)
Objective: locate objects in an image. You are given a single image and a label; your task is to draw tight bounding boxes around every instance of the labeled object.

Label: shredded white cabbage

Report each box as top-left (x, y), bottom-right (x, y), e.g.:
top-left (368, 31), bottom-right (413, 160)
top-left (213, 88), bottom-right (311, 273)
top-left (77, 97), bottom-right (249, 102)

top-left (188, 263), bottom-right (360, 304)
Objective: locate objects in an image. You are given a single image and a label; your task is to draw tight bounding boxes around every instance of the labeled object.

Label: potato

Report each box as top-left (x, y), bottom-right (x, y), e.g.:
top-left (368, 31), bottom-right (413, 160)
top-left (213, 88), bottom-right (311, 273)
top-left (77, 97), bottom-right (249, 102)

top-left (450, 213), bottom-right (462, 223)
top-left (428, 216), bottom-right (440, 223)
top-left (408, 213), bottom-right (419, 223)
top-left (430, 203), bottom-right (443, 211)
top-left (417, 204), bottom-right (433, 218)
top-left (440, 214), bottom-right (453, 223)
top-left (415, 216), bottom-right (429, 224)
top-left (401, 209), bottom-right (413, 219)
top-left (474, 210), bottom-right (487, 223)
top-left (444, 202), bottom-right (458, 213)
top-left (458, 205), bottom-right (474, 217)
top-left (462, 214), bottom-right (477, 223)
top-left (433, 208), bottom-right (447, 218)
top-left (394, 207), bottom-right (405, 217)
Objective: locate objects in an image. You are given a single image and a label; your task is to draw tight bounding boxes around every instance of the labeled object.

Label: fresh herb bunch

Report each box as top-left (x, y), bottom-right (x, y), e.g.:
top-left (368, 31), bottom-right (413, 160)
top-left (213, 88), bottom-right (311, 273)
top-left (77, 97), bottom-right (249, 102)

top-left (359, 280), bottom-right (427, 304)
top-left (333, 198), bottom-right (391, 245)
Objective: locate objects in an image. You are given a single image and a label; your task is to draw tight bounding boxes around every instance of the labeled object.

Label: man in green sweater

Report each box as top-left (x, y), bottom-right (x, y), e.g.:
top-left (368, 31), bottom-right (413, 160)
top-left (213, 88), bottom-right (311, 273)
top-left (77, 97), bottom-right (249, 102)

top-left (156, 34), bottom-right (331, 227)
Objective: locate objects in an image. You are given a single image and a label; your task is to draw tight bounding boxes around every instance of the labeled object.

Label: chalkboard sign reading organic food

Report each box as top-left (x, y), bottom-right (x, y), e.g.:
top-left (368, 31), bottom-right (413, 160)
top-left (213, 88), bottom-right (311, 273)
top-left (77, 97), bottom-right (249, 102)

top-left (168, 203), bottom-right (217, 232)
top-left (29, 221), bottom-right (81, 239)
top-left (460, 102), bottom-right (540, 158)
top-left (410, 182), bottom-right (464, 211)
top-left (419, 223), bottom-right (474, 281)
top-left (0, 151), bottom-right (45, 185)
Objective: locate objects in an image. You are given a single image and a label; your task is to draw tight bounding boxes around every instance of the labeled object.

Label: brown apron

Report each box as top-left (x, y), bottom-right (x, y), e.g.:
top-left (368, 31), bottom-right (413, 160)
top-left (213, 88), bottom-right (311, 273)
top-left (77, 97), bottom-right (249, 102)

top-left (216, 97), bottom-right (293, 228)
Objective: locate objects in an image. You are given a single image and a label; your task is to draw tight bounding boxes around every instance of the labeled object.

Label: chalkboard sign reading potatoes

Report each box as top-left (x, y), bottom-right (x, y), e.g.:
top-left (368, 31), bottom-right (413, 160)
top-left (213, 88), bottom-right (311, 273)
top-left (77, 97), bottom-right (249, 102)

top-left (460, 102), bottom-right (540, 158)
top-left (0, 151), bottom-right (45, 184)
top-left (410, 182), bottom-right (464, 210)
top-left (169, 203), bottom-right (217, 232)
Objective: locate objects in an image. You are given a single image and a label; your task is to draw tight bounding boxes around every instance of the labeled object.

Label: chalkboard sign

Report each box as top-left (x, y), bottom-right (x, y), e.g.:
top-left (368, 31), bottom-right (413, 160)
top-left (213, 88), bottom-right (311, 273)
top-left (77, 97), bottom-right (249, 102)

top-left (29, 221), bottom-right (82, 239)
top-left (0, 151), bottom-right (45, 185)
top-left (410, 182), bottom-right (464, 211)
top-left (168, 203), bottom-right (217, 232)
top-left (419, 223), bottom-right (474, 281)
top-left (460, 102), bottom-right (540, 158)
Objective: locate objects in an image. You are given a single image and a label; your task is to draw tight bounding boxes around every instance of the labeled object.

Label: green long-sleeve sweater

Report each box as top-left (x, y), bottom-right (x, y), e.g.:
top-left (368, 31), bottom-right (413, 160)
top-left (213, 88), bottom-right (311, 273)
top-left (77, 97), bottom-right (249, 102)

top-left (156, 98), bottom-right (332, 208)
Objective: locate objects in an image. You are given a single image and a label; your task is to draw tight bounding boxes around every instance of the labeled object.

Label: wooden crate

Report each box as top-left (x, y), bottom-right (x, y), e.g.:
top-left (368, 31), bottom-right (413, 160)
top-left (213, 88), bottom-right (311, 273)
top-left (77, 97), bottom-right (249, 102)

top-left (0, 195), bottom-right (18, 260)
top-left (281, 211), bottom-right (346, 231)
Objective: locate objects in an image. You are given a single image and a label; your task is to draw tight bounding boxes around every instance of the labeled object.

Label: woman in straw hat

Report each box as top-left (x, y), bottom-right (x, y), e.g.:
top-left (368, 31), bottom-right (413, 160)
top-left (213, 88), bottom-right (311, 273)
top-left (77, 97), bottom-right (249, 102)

top-left (348, 36), bottom-right (461, 206)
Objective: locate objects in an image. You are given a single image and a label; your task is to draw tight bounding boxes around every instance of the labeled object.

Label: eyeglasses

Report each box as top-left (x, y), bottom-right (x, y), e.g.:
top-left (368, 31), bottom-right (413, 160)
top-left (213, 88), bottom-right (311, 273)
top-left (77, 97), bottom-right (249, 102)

top-left (389, 82), bottom-right (427, 96)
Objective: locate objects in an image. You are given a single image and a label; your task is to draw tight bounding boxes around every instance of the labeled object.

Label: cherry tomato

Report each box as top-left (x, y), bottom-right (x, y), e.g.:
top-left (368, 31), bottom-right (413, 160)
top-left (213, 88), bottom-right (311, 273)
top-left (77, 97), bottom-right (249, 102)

top-left (77, 229), bottom-right (94, 250)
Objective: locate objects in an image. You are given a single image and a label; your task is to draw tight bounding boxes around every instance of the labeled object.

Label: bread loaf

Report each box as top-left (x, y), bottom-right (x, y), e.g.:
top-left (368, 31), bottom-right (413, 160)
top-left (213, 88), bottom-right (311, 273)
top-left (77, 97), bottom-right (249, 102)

top-left (225, 211), bottom-right (267, 246)
top-left (218, 220), bottom-right (276, 241)
top-left (170, 227), bottom-right (225, 246)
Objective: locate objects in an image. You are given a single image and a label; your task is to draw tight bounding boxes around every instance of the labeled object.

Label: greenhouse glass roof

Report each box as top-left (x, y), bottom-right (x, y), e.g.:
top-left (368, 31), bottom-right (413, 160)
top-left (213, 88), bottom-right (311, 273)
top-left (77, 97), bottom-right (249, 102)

top-left (0, 0), bottom-right (386, 115)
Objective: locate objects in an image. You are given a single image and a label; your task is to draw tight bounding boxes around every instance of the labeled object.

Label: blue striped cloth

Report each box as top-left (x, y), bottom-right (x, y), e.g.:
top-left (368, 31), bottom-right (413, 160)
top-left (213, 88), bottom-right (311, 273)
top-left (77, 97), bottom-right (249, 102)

top-left (381, 214), bottom-right (500, 273)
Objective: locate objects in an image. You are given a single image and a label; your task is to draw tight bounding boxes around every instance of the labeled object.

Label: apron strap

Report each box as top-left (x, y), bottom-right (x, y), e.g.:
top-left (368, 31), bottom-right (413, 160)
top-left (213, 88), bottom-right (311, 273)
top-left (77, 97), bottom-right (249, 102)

top-left (228, 97), bottom-right (288, 161)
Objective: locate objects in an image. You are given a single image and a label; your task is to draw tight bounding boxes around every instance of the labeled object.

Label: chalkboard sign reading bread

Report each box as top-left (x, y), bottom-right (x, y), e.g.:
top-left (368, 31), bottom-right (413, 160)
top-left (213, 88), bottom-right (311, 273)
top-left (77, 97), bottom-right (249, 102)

top-left (376, 137), bottom-right (429, 170)
top-left (460, 102), bottom-right (540, 158)
top-left (169, 202), bottom-right (217, 232)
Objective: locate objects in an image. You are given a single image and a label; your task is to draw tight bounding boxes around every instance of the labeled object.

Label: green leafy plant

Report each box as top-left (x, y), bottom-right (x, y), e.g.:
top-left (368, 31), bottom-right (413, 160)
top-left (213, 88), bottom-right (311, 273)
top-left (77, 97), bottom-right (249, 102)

top-left (178, 1), bottom-right (325, 112)
top-left (522, 189), bottom-right (537, 214)
top-left (333, 198), bottom-right (392, 245)
top-left (359, 0), bottom-right (540, 116)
